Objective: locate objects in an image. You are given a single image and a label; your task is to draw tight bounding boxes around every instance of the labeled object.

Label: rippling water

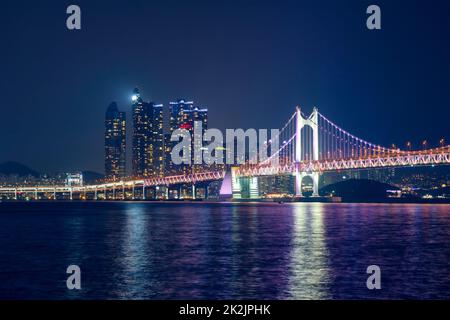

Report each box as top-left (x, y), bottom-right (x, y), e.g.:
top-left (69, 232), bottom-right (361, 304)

top-left (0, 202), bottom-right (449, 299)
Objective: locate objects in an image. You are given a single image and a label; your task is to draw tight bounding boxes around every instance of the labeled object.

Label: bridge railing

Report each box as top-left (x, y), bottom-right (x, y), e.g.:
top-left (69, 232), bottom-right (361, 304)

top-left (234, 146), bottom-right (450, 177)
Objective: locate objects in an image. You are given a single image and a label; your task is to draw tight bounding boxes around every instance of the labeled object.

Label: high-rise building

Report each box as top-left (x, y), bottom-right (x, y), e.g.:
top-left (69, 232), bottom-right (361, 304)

top-left (131, 88), bottom-right (164, 178)
top-left (169, 99), bottom-right (194, 134)
top-left (105, 102), bottom-right (126, 180)
top-left (151, 103), bottom-right (164, 178)
top-left (132, 88), bottom-right (151, 177)
top-left (168, 99), bottom-right (192, 175)
top-left (164, 133), bottom-right (174, 175)
top-left (167, 99), bottom-right (209, 174)
top-left (188, 107), bottom-right (208, 173)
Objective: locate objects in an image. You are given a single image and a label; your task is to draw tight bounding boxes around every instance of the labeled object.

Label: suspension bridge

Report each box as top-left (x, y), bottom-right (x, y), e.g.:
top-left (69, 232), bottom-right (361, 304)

top-left (1, 107), bottom-right (449, 200)
top-left (234, 107), bottom-right (450, 198)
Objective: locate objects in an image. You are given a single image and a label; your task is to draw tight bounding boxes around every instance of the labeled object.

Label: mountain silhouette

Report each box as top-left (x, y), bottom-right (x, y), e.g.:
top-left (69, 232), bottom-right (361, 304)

top-left (320, 179), bottom-right (400, 200)
top-left (0, 161), bottom-right (40, 177)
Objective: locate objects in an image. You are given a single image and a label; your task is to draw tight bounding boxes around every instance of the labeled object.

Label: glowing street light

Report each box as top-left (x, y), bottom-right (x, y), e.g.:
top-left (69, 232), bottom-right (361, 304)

top-left (406, 141), bottom-right (412, 151)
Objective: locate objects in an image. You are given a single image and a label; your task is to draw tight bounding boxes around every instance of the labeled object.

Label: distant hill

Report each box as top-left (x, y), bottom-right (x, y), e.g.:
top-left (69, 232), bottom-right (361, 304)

top-left (320, 179), bottom-right (400, 200)
top-left (0, 161), bottom-right (39, 177)
top-left (82, 171), bottom-right (104, 184)
top-left (0, 162), bottom-right (104, 183)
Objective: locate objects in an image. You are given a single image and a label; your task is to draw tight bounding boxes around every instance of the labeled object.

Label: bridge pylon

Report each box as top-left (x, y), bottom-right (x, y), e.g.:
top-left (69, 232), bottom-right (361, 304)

top-left (295, 106), bottom-right (320, 197)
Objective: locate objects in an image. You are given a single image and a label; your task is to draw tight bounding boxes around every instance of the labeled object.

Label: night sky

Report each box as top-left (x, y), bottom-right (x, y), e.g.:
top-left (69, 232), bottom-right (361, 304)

top-left (1, 0), bottom-right (449, 174)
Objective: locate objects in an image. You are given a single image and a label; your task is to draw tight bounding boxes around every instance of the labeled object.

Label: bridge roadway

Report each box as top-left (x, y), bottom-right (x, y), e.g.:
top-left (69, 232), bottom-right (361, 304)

top-left (1, 148), bottom-right (449, 200)
top-left (0, 171), bottom-right (225, 200)
top-left (235, 147), bottom-right (450, 177)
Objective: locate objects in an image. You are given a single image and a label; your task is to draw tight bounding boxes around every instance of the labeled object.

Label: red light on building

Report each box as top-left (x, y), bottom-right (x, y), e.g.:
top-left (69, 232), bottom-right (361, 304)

top-left (180, 123), bottom-right (192, 130)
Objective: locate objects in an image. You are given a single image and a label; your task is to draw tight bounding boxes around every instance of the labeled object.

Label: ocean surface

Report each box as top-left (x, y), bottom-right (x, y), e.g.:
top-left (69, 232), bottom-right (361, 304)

top-left (0, 201), bottom-right (449, 300)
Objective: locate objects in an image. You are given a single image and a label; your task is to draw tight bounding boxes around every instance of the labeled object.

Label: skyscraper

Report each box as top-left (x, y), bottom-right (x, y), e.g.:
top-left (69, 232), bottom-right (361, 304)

top-left (105, 102), bottom-right (126, 180)
top-left (188, 106), bottom-right (208, 173)
top-left (131, 88), bottom-right (164, 178)
top-left (164, 133), bottom-right (174, 175)
top-left (169, 99), bottom-right (194, 134)
top-left (150, 103), bottom-right (164, 178)
top-left (167, 99), bottom-right (208, 175)
top-left (168, 99), bottom-right (194, 175)
top-left (132, 88), bottom-right (150, 177)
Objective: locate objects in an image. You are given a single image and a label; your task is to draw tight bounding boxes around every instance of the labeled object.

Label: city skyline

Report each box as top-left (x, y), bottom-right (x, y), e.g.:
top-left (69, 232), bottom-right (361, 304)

top-left (126, 88), bottom-right (211, 179)
top-left (1, 0), bottom-right (450, 175)
top-left (3, 84), bottom-right (450, 176)
top-left (2, 0), bottom-right (450, 305)
top-left (2, 103), bottom-right (449, 201)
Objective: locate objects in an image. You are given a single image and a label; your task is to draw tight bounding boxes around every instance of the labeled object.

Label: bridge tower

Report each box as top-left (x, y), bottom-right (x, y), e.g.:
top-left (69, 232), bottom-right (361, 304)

top-left (295, 107), bottom-right (320, 197)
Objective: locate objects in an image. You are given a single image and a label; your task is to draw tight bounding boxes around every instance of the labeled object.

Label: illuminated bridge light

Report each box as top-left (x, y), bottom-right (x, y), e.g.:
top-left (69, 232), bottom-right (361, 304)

top-left (0, 107), bottom-right (448, 201)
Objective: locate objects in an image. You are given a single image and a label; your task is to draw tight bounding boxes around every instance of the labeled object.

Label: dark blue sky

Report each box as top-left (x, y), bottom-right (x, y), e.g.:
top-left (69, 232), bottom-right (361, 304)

top-left (1, 0), bottom-right (449, 174)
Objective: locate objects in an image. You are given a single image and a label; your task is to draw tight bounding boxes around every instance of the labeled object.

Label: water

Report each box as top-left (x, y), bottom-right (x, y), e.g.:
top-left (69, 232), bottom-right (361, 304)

top-left (0, 201), bottom-right (449, 300)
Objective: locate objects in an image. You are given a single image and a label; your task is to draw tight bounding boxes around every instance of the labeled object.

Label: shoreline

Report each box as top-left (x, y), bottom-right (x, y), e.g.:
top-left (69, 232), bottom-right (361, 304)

top-left (1, 198), bottom-right (450, 204)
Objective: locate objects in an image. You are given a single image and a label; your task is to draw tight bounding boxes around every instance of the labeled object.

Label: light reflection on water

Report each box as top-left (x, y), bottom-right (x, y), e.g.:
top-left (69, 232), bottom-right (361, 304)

top-left (288, 203), bottom-right (330, 299)
top-left (0, 202), bottom-right (449, 299)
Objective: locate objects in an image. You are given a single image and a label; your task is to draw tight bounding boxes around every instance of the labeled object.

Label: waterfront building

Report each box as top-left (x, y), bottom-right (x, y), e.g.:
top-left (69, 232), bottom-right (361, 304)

top-left (151, 103), bottom-right (164, 178)
top-left (167, 99), bottom-right (209, 175)
top-left (132, 88), bottom-right (151, 177)
top-left (169, 99), bottom-right (194, 134)
top-left (105, 102), bottom-right (126, 179)
top-left (132, 88), bottom-right (164, 178)
top-left (66, 172), bottom-right (83, 187)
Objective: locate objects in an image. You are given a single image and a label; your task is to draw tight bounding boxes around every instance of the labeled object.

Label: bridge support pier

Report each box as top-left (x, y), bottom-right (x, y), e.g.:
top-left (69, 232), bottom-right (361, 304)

top-left (312, 172), bottom-right (320, 197)
top-left (203, 183), bottom-right (209, 200)
top-left (295, 171), bottom-right (320, 198)
top-left (294, 107), bottom-right (320, 198)
top-left (295, 170), bottom-right (303, 197)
